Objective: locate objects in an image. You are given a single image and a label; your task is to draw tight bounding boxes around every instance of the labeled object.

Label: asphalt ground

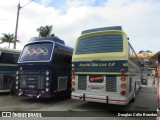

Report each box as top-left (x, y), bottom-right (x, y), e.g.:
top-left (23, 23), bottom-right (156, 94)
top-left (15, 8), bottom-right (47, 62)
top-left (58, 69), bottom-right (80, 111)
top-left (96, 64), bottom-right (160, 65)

top-left (0, 77), bottom-right (157, 120)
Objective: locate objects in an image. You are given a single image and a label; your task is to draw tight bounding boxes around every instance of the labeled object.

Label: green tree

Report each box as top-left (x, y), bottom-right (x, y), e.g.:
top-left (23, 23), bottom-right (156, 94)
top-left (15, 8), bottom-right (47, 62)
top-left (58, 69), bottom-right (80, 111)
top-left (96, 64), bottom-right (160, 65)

top-left (36, 25), bottom-right (54, 37)
top-left (0, 33), bottom-right (20, 48)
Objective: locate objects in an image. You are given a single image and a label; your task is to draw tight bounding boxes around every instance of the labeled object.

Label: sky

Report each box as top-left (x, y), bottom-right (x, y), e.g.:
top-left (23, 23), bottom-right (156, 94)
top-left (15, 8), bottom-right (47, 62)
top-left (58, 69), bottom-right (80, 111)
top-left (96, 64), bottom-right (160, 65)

top-left (0, 0), bottom-right (160, 53)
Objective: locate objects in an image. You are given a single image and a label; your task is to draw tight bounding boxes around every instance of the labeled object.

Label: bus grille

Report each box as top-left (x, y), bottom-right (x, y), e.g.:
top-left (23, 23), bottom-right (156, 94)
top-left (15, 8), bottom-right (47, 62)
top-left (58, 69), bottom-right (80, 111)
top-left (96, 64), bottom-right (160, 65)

top-left (78, 76), bottom-right (87, 90)
top-left (20, 65), bottom-right (49, 71)
top-left (37, 76), bottom-right (44, 89)
top-left (20, 76), bottom-right (26, 88)
top-left (106, 76), bottom-right (117, 92)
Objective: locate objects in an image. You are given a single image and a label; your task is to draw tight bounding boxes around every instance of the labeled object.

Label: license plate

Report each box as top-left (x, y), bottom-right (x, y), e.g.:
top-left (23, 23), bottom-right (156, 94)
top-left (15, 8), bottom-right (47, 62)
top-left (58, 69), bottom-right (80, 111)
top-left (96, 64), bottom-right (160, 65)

top-left (91, 86), bottom-right (101, 90)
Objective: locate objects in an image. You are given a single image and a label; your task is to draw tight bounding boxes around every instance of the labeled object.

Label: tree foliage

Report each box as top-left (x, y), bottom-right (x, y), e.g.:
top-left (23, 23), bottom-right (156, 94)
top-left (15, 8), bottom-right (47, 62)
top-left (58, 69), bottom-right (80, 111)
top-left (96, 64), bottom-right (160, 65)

top-left (36, 25), bottom-right (54, 37)
top-left (0, 33), bottom-right (20, 48)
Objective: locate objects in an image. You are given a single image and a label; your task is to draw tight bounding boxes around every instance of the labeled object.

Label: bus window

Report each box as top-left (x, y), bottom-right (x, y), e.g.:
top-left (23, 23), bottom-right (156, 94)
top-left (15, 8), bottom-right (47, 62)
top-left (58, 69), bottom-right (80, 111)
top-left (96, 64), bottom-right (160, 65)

top-left (54, 49), bottom-right (71, 64)
top-left (76, 34), bottom-right (123, 54)
top-left (0, 53), bottom-right (19, 64)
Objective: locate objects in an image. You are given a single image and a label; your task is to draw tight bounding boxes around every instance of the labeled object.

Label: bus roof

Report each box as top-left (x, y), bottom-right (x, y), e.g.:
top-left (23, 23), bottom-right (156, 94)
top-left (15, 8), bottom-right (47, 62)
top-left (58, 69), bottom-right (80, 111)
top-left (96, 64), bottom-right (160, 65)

top-left (0, 47), bottom-right (21, 53)
top-left (81, 26), bottom-right (122, 35)
top-left (29, 37), bottom-right (65, 45)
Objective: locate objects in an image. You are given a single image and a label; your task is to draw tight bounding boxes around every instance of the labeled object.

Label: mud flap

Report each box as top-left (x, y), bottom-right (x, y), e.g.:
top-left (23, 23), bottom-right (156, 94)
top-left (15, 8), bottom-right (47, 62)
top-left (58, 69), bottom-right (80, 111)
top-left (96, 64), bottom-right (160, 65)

top-left (83, 94), bottom-right (85, 101)
top-left (106, 96), bottom-right (108, 104)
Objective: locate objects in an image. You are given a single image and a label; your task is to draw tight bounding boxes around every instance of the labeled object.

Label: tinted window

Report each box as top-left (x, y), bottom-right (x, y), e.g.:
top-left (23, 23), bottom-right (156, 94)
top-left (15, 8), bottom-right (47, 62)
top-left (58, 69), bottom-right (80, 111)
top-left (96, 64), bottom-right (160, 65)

top-left (0, 53), bottom-right (19, 64)
top-left (54, 49), bottom-right (71, 64)
top-left (76, 34), bottom-right (123, 54)
top-left (19, 42), bottom-right (53, 62)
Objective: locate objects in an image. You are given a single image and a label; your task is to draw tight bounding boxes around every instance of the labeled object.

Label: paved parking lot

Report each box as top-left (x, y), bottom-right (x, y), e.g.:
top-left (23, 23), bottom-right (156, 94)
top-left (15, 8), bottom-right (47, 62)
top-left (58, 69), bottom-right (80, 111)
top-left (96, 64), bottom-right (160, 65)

top-left (0, 77), bottom-right (157, 120)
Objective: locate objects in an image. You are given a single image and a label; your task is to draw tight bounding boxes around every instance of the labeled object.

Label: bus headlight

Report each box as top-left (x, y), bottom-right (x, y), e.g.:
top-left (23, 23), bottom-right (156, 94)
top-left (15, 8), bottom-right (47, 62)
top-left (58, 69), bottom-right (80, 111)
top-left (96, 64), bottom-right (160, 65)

top-left (46, 71), bottom-right (49, 75)
top-left (45, 88), bottom-right (49, 92)
top-left (46, 82), bottom-right (49, 86)
top-left (16, 81), bottom-right (18, 84)
top-left (46, 77), bottom-right (49, 81)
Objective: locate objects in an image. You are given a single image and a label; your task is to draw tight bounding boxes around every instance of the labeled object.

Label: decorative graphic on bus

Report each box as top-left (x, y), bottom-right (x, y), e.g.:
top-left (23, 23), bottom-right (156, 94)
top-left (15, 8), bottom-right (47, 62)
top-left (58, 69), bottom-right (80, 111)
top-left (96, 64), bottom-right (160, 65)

top-left (26, 47), bottom-right (48, 56)
top-left (73, 60), bottom-right (128, 72)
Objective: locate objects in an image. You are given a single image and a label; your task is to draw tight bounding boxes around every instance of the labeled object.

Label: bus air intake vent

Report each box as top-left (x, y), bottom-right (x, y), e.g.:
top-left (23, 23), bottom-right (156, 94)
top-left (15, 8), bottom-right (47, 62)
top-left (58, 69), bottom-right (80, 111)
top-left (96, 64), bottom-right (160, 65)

top-left (57, 77), bottom-right (68, 91)
top-left (20, 75), bottom-right (26, 88)
top-left (78, 76), bottom-right (87, 90)
top-left (106, 76), bottom-right (117, 92)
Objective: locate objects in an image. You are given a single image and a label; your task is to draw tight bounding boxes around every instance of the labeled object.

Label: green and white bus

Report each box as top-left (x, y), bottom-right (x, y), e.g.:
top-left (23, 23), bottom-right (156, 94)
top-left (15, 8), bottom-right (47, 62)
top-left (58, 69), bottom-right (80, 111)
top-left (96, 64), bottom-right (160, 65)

top-left (0, 48), bottom-right (20, 92)
top-left (71, 26), bottom-right (142, 105)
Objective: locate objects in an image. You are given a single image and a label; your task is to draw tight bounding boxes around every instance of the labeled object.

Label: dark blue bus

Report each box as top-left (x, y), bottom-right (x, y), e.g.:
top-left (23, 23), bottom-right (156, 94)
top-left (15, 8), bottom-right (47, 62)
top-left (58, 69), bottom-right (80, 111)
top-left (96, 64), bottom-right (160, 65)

top-left (16, 37), bottom-right (73, 98)
top-left (0, 48), bottom-right (20, 93)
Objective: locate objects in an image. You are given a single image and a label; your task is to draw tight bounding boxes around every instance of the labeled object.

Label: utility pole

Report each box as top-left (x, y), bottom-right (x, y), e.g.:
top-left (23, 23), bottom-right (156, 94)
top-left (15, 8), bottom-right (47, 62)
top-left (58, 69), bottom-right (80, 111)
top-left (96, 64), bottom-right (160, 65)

top-left (14, 0), bottom-right (34, 49)
top-left (14, 3), bottom-right (21, 49)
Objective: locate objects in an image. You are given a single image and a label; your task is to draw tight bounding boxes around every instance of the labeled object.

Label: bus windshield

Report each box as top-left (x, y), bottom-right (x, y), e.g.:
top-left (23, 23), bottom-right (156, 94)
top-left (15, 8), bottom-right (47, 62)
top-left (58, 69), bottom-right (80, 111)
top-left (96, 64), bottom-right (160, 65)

top-left (19, 42), bottom-right (53, 62)
top-left (75, 34), bottom-right (123, 54)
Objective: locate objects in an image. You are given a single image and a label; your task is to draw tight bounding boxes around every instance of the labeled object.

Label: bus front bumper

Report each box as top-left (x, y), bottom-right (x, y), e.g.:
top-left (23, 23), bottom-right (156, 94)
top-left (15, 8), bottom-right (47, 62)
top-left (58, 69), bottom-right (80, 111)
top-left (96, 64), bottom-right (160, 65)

top-left (17, 89), bottom-right (54, 98)
top-left (71, 93), bottom-right (129, 105)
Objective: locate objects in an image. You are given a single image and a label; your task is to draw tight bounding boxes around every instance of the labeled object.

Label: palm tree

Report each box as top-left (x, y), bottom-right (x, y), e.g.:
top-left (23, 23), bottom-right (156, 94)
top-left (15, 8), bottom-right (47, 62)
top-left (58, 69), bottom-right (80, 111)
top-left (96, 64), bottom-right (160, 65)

top-left (0, 33), bottom-right (20, 48)
top-left (36, 25), bottom-right (54, 37)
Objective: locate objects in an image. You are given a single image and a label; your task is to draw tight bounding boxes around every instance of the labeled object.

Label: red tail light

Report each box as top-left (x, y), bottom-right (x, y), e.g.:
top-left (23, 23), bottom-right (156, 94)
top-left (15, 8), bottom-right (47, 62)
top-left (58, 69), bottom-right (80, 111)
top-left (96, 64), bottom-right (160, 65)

top-left (121, 91), bottom-right (126, 96)
top-left (71, 69), bottom-right (75, 73)
top-left (121, 83), bottom-right (126, 89)
top-left (72, 75), bottom-right (75, 80)
top-left (121, 76), bottom-right (126, 81)
top-left (71, 81), bottom-right (75, 86)
top-left (120, 69), bottom-right (126, 74)
top-left (71, 87), bottom-right (75, 91)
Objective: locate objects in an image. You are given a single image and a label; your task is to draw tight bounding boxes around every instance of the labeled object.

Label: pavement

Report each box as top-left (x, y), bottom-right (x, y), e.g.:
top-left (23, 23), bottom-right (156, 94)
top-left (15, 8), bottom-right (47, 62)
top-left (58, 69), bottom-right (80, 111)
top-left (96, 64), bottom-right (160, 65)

top-left (0, 76), bottom-right (157, 120)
